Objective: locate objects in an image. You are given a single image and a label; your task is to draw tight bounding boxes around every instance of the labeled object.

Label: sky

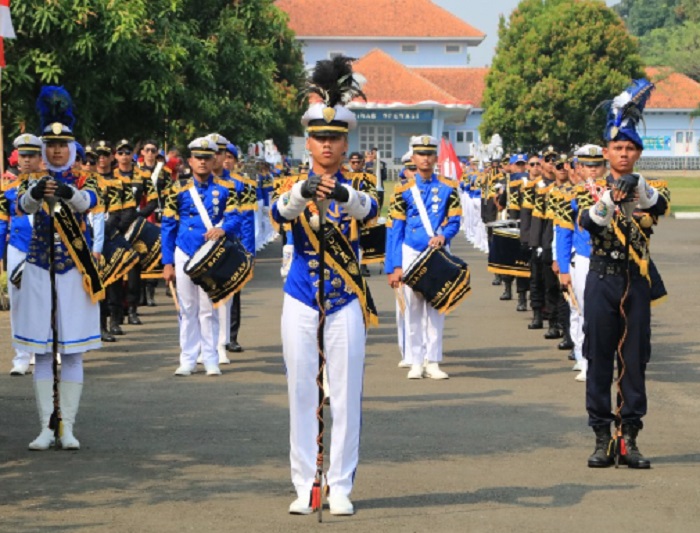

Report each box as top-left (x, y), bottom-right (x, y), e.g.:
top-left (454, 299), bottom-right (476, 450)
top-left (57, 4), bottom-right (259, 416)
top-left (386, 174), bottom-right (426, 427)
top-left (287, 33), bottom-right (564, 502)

top-left (434, 0), bottom-right (620, 67)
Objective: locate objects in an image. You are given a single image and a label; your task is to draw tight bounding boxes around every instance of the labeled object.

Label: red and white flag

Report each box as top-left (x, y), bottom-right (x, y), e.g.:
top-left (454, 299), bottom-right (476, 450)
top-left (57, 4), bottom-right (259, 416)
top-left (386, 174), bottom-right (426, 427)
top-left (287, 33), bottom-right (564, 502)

top-left (438, 138), bottom-right (461, 180)
top-left (0, 0), bottom-right (16, 68)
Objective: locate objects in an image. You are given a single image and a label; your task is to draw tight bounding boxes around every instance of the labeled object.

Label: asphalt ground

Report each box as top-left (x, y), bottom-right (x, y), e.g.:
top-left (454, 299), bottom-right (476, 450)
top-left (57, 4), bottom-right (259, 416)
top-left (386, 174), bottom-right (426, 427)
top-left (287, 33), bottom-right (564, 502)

top-left (1, 218), bottom-right (699, 533)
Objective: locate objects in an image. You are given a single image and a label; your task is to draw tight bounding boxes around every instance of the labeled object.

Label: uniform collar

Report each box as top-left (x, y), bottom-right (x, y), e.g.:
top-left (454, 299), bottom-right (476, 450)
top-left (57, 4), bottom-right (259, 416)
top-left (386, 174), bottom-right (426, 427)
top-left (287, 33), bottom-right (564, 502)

top-left (416, 172), bottom-right (436, 185)
top-left (194, 174), bottom-right (214, 188)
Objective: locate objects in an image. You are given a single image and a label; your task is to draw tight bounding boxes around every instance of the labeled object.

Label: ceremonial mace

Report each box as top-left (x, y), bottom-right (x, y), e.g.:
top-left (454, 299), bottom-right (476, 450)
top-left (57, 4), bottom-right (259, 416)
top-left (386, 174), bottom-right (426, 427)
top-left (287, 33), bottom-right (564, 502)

top-left (312, 195), bottom-right (330, 522)
top-left (47, 192), bottom-right (63, 449)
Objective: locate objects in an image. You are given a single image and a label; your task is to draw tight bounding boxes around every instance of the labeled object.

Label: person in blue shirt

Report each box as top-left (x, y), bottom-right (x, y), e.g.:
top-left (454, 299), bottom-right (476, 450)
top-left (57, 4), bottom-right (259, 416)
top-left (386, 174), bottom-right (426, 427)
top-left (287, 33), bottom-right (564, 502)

top-left (2, 134), bottom-right (43, 376)
top-left (386, 135), bottom-right (462, 380)
top-left (271, 57), bottom-right (378, 517)
top-left (161, 137), bottom-right (241, 377)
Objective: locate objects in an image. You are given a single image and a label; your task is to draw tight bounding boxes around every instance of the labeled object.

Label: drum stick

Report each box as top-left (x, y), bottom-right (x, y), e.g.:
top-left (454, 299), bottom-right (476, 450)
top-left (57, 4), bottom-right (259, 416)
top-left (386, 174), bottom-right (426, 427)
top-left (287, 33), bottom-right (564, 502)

top-left (168, 281), bottom-right (180, 313)
top-left (394, 285), bottom-right (406, 316)
top-left (563, 285), bottom-right (581, 317)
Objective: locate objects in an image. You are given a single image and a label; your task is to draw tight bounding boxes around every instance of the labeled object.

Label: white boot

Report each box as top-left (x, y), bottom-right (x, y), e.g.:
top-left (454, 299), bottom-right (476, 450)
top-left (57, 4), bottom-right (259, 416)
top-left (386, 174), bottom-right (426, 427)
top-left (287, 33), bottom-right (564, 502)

top-left (28, 380), bottom-right (56, 451)
top-left (59, 382), bottom-right (83, 450)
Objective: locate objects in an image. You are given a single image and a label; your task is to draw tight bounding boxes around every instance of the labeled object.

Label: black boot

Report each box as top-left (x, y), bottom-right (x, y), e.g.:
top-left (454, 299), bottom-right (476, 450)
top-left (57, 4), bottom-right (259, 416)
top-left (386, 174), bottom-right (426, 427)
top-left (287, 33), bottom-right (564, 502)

top-left (109, 313), bottom-right (124, 336)
top-left (500, 282), bottom-right (512, 301)
top-left (491, 274), bottom-right (502, 286)
top-left (127, 306), bottom-right (142, 325)
top-left (101, 314), bottom-right (115, 343)
top-left (544, 320), bottom-right (563, 339)
top-left (588, 425), bottom-right (614, 468)
top-left (558, 330), bottom-right (574, 350)
top-left (516, 292), bottom-right (527, 312)
top-left (528, 309), bottom-right (543, 329)
top-left (622, 425), bottom-right (651, 469)
top-left (139, 286), bottom-right (147, 307)
top-left (146, 284), bottom-right (157, 307)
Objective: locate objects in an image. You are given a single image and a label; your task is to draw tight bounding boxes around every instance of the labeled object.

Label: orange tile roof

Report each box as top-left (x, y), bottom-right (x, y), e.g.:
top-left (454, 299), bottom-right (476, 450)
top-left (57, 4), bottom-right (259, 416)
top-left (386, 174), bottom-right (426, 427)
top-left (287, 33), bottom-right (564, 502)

top-left (276, 0), bottom-right (484, 39)
top-left (412, 67), bottom-right (489, 107)
top-left (646, 67), bottom-right (700, 109)
top-left (353, 49), bottom-right (467, 105)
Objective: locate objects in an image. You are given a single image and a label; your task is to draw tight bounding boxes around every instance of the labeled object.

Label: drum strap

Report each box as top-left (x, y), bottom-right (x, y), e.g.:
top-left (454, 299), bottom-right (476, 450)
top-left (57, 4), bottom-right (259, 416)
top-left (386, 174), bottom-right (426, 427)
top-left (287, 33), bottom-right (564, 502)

top-left (410, 185), bottom-right (435, 238)
top-left (188, 186), bottom-right (223, 231)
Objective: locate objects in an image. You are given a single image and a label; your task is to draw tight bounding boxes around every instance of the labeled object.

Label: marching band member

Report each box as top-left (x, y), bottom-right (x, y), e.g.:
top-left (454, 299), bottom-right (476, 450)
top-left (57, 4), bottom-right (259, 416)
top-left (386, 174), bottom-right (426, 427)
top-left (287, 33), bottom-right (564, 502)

top-left (579, 80), bottom-right (668, 469)
top-left (271, 57), bottom-right (378, 516)
top-left (16, 86), bottom-right (104, 450)
top-left (2, 134), bottom-right (43, 375)
top-left (161, 137), bottom-right (240, 377)
top-left (387, 135), bottom-right (462, 380)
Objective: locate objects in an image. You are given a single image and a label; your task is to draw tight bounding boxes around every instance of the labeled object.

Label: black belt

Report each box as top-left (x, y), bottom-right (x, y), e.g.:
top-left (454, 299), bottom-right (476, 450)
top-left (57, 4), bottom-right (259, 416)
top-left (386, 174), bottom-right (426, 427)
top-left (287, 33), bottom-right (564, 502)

top-left (589, 260), bottom-right (638, 277)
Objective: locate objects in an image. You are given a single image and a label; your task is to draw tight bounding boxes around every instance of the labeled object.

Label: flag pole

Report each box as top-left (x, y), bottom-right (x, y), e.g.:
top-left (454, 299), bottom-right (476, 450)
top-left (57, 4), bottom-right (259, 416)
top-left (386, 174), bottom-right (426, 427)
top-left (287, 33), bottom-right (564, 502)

top-left (0, 68), bottom-right (5, 187)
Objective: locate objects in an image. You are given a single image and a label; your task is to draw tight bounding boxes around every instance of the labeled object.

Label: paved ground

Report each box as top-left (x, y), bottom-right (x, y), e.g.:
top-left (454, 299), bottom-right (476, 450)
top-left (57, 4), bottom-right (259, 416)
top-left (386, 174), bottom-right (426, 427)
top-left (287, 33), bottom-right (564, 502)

top-left (1, 218), bottom-right (699, 533)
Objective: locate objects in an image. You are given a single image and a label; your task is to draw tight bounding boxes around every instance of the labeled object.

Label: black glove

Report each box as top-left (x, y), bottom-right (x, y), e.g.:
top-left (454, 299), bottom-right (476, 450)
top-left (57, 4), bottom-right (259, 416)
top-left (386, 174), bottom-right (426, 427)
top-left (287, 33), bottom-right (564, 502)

top-left (54, 182), bottom-right (75, 200)
top-left (300, 175), bottom-right (321, 199)
top-left (30, 179), bottom-right (48, 200)
top-left (328, 181), bottom-right (349, 203)
top-left (614, 174), bottom-right (639, 202)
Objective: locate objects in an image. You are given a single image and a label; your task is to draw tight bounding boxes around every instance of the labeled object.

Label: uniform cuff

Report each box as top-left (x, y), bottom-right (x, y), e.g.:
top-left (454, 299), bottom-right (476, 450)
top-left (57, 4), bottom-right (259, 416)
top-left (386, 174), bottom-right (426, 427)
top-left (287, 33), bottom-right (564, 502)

top-left (276, 182), bottom-right (308, 220)
top-left (341, 185), bottom-right (372, 220)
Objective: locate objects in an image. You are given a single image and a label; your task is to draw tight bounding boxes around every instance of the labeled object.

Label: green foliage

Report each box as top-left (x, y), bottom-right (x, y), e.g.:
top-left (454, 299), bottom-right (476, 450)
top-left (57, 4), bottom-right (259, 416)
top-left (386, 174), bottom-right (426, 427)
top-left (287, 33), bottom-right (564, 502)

top-left (613, 0), bottom-right (681, 37)
top-left (641, 21), bottom-right (700, 81)
top-left (481, 0), bottom-right (644, 151)
top-left (2, 0), bottom-right (306, 153)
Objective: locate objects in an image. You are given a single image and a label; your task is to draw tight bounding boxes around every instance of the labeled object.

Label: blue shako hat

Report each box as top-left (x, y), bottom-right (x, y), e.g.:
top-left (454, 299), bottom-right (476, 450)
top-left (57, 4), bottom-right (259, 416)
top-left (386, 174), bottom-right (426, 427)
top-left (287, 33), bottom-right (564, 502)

top-left (604, 79), bottom-right (655, 150)
top-left (36, 86), bottom-right (76, 142)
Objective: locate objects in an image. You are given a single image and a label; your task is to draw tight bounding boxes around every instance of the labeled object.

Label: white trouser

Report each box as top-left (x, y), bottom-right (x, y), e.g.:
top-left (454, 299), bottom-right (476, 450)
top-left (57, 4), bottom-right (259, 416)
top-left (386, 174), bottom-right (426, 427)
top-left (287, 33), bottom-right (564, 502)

top-left (254, 202), bottom-right (263, 249)
top-left (570, 256), bottom-right (589, 366)
top-left (396, 290), bottom-right (406, 361)
top-left (402, 245), bottom-right (445, 365)
top-left (175, 248), bottom-right (219, 369)
top-left (217, 299), bottom-right (232, 349)
top-left (282, 295), bottom-right (365, 499)
top-left (34, 352), bottom-right (83, 383)
top-left (7, 245), bottom-right (32, 367)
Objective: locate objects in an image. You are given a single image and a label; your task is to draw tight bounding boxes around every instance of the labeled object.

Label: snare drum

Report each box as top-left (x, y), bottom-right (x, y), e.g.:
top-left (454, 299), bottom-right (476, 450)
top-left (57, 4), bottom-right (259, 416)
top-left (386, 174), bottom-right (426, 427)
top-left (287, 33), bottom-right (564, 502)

top-left (360, 223), bottom-right (386, 264)
top-left (100, 228), bottom-right (141, 286)
top-left (402, 247), bottom-right (471, 315)
top-left (125, 216), bottom-right (162, 274)
top-left (184, 237), bottom-right (254, 307)
top-left (488, 227), bottom-right (531, 278)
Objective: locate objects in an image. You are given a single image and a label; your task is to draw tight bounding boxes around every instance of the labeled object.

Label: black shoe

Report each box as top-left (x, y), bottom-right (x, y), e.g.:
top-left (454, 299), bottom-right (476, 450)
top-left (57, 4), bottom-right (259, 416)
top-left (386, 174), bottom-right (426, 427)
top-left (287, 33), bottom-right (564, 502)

top-left (567, 350), bottom-right (576, 361)
top-left (101, 328), bottom-right (116, 342)
top-left (558, 332), bottom-right (574, 350)
top-left (361, 265), bottom-right (371, 277)
top-left (499, 285), bottom-right (512, 301)
top-left (491, 275), bottom-right (502, 286)
top-left (588, 425), bottom-right (614, 468)
top-left (528, 309), bottom-right (544, 330)
top-left (516, 292), bottom-right (527, 312)
top-left (622, 425), bottom-right (651, 469)
top-left (127, 307), bottom-right (142, 325)
top-left (109, 317), bottom-right (124, 336)
top-left (226, 341), bottom-right (244, 353)
top-left (165, 286), bottom-right (172, 298)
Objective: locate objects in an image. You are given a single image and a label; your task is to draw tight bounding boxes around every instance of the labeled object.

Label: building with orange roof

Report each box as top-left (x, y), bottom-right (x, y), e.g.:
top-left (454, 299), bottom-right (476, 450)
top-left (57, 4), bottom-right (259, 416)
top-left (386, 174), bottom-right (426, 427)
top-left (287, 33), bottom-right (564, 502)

top-left (278, 1), bottom-right (700, 160)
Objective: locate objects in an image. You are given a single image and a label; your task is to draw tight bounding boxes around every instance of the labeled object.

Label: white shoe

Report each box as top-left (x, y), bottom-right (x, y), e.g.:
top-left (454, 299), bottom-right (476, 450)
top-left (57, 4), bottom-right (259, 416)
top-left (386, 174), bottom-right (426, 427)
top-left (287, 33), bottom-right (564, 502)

top-left (174, 366), bottom-right (195, 376)
top-left (328, 494), bottom-right (354, 516)
top-left (218, 346), bottom-right (231, 365)
top-left (407, 364), bottom-right (424, 379)
top-left (572, 362), bottom-right (581, 372)
top-left (29, 428), bottom-right (55, 451)
top-left (10, 363), bottom-right (30, 376)
top-left (288, 496), bottom-right (313, 515)
top-left (60, 429), bottom-right (80, 450)
top-left (205, 366), bottom-right (222, 376)
top-left (196, 355), bottom-right (203, 364)
top-left (398, 360), bottom-right (412, 368)
top-left (575, 370), bottom-right (587, 382)
top-left (424, 362), bottom-right (449, 380)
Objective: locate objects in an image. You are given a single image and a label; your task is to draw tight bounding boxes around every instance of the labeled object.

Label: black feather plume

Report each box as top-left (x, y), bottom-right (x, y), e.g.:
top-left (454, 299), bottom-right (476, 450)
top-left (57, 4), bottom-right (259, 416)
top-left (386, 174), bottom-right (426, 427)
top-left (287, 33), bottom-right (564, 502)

top-left (36, 86), bottom-right (76, 132)
top-left (303, 56), bottom-right (366, 107)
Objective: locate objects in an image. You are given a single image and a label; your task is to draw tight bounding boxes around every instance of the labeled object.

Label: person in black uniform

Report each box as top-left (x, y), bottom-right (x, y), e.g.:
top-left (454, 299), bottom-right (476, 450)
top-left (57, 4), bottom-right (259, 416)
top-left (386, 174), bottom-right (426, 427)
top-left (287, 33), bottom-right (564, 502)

top-left (579, 79), bottom-right (667, 469)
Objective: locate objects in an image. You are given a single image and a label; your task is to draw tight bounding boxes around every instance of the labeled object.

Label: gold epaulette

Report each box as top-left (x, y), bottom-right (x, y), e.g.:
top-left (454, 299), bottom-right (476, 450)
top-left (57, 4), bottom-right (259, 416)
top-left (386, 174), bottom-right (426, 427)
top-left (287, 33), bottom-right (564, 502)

top-left (394, 179), bottom-right (415, 195)
top-left (343, 171), bottom-right (377, 186)
top-left (437, 175), bottom-right (458, 188)
top-left (230, 172), bottom-right (257, 188)
top-left (214, 177), bottom-right (236, 189)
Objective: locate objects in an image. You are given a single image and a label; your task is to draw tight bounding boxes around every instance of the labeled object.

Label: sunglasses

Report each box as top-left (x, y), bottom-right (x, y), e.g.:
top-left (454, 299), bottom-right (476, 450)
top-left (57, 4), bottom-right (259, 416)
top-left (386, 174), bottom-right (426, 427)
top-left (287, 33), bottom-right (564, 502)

top-left (85, 159), bottom-right (96, 165)
top-left (117, 150), bottom-right (132, 156)
top-left (350, 160), bottom-right (363, 164)
top-left (555, 163), bottom-right (566, 171)
top-left (544, 156), bottom-right (555, 163)
top-left (529, 162), bottom-right (541, 167)
top-left (143, 147), bottom-right (157, 153)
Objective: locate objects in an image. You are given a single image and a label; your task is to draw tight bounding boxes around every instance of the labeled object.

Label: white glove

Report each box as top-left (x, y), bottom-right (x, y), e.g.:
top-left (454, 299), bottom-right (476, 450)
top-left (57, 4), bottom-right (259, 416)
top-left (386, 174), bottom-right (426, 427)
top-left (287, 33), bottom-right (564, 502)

top-left (589, 190), bottom-right (615, 226)
top-left (636, 175), bottom-right (659, 209)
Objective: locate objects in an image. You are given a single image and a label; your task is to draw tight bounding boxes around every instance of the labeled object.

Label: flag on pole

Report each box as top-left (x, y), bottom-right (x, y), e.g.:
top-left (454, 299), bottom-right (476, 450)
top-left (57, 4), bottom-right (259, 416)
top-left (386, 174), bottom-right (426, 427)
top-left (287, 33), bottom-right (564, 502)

top-left (438, 137), bottom-right (461, 180)
top-left (0, 0), bottom-right (16, 68)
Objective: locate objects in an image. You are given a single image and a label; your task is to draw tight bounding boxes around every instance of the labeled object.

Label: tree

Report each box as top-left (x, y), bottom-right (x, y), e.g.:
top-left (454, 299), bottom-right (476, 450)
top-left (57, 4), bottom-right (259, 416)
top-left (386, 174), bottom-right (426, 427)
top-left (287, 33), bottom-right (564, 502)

top-left (2, 0), bottom-right (305, 153)
top-left (613, 0), bottom-right (680, 37)
top-left (481, 0), bottom-right (644, 151)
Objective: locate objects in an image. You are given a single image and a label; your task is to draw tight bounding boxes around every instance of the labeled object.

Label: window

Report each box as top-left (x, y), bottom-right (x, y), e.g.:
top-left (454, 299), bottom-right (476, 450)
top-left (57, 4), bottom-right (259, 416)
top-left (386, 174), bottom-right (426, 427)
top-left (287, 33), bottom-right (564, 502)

top-left (445, 44), bottom-right (461, 54)
top-left (442, 131), bottom-right (450, 140)
top-left (401, 44), bottom-right (417, 53)
top-left (456, 131), bottom-right (475, 143)
top-left (358, 125), bottom-right (394, 160)
top-left (329, 51), bottom-right (344, 60)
